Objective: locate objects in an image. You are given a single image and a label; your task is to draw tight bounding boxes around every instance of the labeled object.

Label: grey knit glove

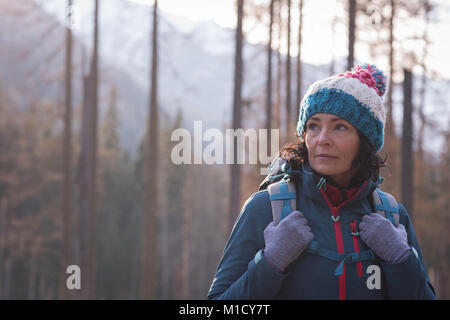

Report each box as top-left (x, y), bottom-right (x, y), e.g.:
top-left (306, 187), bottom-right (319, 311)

top-left (263, 211), bottom-right (314, 273)
top-left (359, 213), bottom-right (411, 264)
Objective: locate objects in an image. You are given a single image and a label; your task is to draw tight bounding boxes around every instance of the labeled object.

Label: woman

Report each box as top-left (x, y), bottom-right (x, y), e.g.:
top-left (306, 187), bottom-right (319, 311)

top-left (207, 64), bottom-right (435, 300)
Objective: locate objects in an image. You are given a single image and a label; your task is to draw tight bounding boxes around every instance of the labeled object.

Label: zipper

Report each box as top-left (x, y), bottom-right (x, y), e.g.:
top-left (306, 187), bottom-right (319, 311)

top-left (319, 180), bottom-right (368, 300)
top-left (320, 189), bottom-right (346, 300)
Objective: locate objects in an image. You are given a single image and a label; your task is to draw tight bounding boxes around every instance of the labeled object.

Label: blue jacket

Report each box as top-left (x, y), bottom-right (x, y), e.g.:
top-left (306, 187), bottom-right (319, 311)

top-left (207, 162), bottom-right (436, 300)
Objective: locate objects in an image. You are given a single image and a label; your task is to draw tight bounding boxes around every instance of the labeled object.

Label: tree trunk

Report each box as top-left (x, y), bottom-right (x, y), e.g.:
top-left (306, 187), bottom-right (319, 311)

top-left (181, 199), bottom-right (190, 299)
top-left (0, 198), bottom-right (7, 299)
top-left (380, 0), bottom-right (399, 197)
top-left (229, 0), bottom-right (244, 234)
top-left (401, 68), bottom-right (413, 221)
top-left (89, 1), bottom-right (99, 299)
top-left (141, 0), bottom-right (159, 300)
top-left (347, 0), bottom-right (356, 70)
top-left (416, 0), bottom-right (430, 187)
top-left (286, 0), bottom-right (292, 140)
top-left (60, 0), bottom-right (74, 300)
top-left (3, 257), bottom-right (11, 299)
top-left (275, 0), bottom-right (283, 133)
top-left (76, 0), bottom-right (99, 300)
top-left (266, 0), bottom-right (274, 156)
top-left (160, 201), bottom-right (168, 299)
top-left (330, 3), bottom-right (338, 75)
top-left (386, 0), bottom-right (395, 132)
top-left (296, 0), bottom-right (303, 120)
top-left (27, 244), bottom-right (38, 300)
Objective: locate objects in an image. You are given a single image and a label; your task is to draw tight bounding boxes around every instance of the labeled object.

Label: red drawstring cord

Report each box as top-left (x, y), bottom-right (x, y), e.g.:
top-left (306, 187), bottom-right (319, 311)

top-left (350, 220), bottom-right (363, 277)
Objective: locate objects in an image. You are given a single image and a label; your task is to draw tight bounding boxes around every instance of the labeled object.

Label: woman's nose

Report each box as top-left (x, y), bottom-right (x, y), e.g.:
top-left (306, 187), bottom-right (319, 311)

top-left (317, 128), bottom-right (331, 145)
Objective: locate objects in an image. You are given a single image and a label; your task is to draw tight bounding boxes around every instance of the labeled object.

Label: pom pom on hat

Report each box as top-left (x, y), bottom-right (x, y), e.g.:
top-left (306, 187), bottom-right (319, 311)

top-left (339, 63), bottom-right (387, 97)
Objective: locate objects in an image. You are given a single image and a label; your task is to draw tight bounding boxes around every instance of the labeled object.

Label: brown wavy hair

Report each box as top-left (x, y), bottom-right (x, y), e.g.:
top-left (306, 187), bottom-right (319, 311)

top-left (279, 130), bottom-right (388, 185)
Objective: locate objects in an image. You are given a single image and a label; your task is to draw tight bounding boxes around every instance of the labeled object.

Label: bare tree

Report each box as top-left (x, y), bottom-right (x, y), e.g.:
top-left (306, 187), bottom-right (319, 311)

top-left (181, 191), bottom-right (190, 299)
top-left (141, 0), bottom-right (159, 300)
top-left (330, 9), bottom-right (338, 75)
top-left (76, 0), bottom-right (99, 300)
top-left (386, 0), bottom-right (396, 132)
top-left (266, 0), bottom-right (274, 156)
top-left (275, 0), bottom-right (283, 132)
top-left (286, 0), bottom-right (292, 139)
top-left (417, 0), bottom-right (432, 163)
top-left (0, 198), bottom-right (7, 299)
top-left (296, 0), bottom-right (303, 117)
top-left (348, 0), bottom-right (356, 70)
top-left (60, 0), bottom-right (74, 300)
top-left (229, 0), bottom-right (244, 234)
top-left (401, 68), bottom-right (414, 221)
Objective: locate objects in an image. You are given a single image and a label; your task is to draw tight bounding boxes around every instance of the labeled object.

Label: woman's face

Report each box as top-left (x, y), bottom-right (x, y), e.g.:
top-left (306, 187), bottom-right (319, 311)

top-left (305, 113), bottom-right (360, 187)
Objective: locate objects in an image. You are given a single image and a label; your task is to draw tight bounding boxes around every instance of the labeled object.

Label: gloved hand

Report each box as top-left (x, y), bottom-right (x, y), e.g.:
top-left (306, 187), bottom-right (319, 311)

top-left (263, 210), bottom-right (314, 273)
top-left (359, 213), bottom-right (411, 264)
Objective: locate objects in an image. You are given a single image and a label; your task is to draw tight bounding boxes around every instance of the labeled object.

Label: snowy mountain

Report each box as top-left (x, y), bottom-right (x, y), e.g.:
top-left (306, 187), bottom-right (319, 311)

top-left (1, 0), bottom-right (448, 157)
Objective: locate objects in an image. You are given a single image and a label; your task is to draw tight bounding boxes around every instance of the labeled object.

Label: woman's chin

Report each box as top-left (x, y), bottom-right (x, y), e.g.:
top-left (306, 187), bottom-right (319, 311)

top-left (311, 163), bottom-right (340, 176)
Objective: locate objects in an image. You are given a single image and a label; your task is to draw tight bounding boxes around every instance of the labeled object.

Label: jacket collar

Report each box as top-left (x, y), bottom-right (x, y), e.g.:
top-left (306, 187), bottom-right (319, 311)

top-left (301, 162), bottom-right (379, 208)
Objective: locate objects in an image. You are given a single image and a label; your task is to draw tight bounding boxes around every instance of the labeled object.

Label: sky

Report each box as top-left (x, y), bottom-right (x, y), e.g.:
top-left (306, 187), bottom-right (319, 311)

top-left (128, 0), bottom-right (345, 65)
top-left (127, 0), bottom-right (450, 81)
top-left (129, 0), bottom-right (237, 28)
top-left (38, 0), bottom-right (450, 80)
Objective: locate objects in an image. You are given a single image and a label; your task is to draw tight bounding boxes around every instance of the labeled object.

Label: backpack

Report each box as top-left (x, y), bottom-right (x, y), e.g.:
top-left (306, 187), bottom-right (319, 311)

top-left (258, 155), bottom-right (400, 276)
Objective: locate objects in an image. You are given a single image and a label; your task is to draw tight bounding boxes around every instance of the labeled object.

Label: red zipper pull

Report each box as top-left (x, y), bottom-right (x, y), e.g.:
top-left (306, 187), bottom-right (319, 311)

top-left (331, 207), bottom-right (339, 222)
top-left (350, 220), bottom-right (359, 236)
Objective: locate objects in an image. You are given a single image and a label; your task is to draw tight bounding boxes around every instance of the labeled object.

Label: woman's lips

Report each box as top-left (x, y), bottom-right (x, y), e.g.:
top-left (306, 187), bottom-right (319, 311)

top-left (316, 155), bottom-right (338, 160)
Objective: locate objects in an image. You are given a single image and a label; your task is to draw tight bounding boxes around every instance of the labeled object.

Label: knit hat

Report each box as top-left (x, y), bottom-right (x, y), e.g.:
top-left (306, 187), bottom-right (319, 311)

top-left (296, 64), bottom-right (388, 152)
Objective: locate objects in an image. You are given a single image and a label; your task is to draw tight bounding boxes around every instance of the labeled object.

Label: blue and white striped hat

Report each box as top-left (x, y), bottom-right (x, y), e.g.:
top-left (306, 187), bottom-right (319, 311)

top-left (297, 64), bottom-right (388, 152)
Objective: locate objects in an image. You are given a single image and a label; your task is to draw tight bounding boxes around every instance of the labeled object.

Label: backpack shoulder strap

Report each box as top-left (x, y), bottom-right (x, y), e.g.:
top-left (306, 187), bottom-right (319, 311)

top-left (267, 179), bottom-right (297, 226)
top-left (261, 155), bottom-right (302, 225)
top-left (371, 188), bottom-right (400, 227)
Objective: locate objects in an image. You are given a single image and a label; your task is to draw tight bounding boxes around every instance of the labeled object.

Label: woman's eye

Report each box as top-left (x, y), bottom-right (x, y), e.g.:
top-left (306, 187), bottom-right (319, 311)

top-left (336, 124), bottom-right (347, 130)
top-left (307, 123), bottom-right (318, 130)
